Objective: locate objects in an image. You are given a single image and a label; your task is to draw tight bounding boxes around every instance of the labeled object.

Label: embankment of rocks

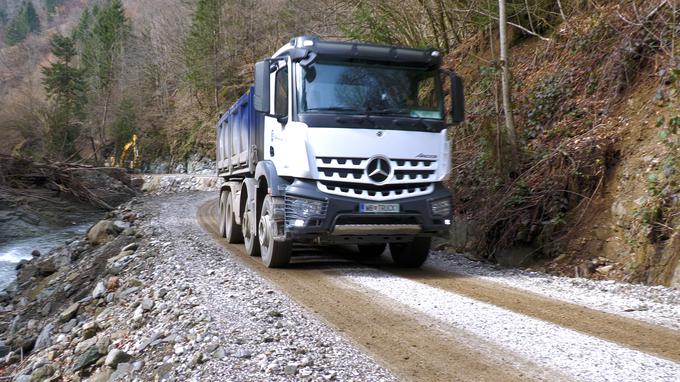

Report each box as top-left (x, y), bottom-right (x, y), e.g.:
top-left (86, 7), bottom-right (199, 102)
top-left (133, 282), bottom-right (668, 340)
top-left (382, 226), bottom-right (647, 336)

top-left (0, 199), bottom-right (146, 381)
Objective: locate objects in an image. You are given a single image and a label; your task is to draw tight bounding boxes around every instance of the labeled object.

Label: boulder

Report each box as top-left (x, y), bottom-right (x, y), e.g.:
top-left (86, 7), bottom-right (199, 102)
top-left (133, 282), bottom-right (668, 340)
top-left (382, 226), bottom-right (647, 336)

top-left (104, 348), bottom-right (132, 368)
top-left (35, 259), bottom-right (57, 277)
top-left (92, 282), bottom-right (107, 299)
top-left (96, 335), bottom-right (111, 354)
top-left (34, 323), bottom-right (54, 351)
top-left (113, 220), bottom-right (129, 232)
top-left (132, 306), bottom-right (144, 322)
top-left (82, 322), bottom-right (99, 339)
top-left (59, 303), bottom-right (80, 323)
top-left (72, 346), bottom-right (102, 371)
top-left (75, 337), bottom-right (98, 354)
top-left (29, 364), bottom-right (54, 382)
top-left (90, 368), bottom-right (114, 382)
top-left (141, 298), bottom-right (154, 311)
top-left (87, 220), bottom-right (118, 245)
top-left (15, 259), bottom-right (29, 270)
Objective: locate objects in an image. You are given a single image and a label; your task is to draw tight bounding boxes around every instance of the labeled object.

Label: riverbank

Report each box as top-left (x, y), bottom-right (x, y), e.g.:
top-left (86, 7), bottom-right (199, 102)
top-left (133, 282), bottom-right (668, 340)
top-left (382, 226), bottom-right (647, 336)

top-left (0, 223), bottom-right (94, 290)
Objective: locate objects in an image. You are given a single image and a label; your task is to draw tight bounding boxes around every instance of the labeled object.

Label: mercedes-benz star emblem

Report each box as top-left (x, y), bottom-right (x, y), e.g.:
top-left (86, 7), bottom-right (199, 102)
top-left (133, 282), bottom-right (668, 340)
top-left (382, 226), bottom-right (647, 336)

top-left (366, 157), bottom-right (391, 183)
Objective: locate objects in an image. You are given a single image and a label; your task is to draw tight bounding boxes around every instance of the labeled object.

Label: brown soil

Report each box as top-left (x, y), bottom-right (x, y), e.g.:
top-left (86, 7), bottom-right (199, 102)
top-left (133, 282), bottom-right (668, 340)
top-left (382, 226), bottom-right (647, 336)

top-left (551, 76), bottom-right (680, 285)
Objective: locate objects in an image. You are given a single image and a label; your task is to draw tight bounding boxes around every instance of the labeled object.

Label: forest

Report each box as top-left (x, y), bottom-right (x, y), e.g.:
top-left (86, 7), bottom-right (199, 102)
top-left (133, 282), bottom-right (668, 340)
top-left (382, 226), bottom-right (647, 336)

top-left (1, 0), bottom-right (679, 284)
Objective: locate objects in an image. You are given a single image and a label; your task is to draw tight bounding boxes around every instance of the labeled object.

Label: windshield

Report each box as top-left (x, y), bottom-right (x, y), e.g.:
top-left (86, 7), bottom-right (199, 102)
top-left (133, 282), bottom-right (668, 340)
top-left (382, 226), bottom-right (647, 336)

top-left (298, 61), bottom-right (443, 119)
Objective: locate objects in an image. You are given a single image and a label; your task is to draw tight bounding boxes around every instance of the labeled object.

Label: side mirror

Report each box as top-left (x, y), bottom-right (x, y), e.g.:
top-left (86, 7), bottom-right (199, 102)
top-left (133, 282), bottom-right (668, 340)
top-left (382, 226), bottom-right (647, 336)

top-left (253, 60), bottom-right (270, 113)
top-left (449, 72), bottom-right (465, 123)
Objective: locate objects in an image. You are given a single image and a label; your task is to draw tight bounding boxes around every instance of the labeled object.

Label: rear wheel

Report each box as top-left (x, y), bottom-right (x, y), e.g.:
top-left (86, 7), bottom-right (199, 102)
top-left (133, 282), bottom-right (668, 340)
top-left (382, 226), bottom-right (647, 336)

top-left (243, 198), bottom-right (260, 256)
top-left (258, 195), bottom-right (291, 268)
top-left (389, 237), bottom-right (431, 268)
top-left (219, 191), bottom-right (227, 237)
top-left (224, 191), bottom-right (243, 244)
top-left (357, 243), bottom-right (386, 258)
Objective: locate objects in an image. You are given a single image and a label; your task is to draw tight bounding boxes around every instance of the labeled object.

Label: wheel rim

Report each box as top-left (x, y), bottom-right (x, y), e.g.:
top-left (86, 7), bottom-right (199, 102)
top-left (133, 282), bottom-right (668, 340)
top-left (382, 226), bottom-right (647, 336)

top-left (258, 211), bottom-right (271, 255)
top-left (243, 206), bottom-right (252, 242)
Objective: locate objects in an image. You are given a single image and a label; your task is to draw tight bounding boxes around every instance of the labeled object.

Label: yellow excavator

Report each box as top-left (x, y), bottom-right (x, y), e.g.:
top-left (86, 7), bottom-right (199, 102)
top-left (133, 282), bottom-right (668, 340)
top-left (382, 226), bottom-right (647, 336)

top-left (109, 134), bottom-right (139, 169)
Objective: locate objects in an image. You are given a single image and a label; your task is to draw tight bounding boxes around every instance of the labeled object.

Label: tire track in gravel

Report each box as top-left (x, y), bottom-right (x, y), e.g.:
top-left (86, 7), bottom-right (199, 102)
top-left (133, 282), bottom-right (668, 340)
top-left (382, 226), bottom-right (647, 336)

top-left (388, 267), bottom-right (680, 363)
top-left (197, 199), bottom-right (557, 382)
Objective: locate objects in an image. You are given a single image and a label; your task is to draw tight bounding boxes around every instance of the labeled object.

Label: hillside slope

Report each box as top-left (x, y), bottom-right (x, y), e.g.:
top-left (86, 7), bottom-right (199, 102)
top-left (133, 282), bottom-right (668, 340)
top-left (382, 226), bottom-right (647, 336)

top-left (448, 2), bottom-right (679, 286)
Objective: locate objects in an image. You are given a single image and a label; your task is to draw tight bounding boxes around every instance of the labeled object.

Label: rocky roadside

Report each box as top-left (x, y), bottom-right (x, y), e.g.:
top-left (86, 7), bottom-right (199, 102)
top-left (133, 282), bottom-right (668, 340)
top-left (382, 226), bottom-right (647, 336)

top-left (136, 175), bottom-right (222, 195)
top-left (0, 192), bottom-right (394, 382)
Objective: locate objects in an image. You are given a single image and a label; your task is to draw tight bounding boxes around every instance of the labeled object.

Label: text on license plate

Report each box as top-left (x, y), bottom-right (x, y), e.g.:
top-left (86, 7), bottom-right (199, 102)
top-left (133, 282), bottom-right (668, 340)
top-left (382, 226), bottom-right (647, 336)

top-left (360, 203), bottom-right (400, 213)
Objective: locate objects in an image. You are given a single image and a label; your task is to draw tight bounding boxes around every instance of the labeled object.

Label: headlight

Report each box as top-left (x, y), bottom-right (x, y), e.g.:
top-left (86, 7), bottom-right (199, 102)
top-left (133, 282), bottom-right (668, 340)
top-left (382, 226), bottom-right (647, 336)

top-left (285, 196), bottom-right (327, 228)
top-left (430, 197), bottom-right (452, 217)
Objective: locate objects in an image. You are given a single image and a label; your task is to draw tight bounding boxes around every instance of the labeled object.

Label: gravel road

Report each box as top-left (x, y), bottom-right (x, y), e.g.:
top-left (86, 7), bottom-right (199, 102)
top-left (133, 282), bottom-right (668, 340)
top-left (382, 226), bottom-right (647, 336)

top-left (194, 191), bottom-right (680, 382)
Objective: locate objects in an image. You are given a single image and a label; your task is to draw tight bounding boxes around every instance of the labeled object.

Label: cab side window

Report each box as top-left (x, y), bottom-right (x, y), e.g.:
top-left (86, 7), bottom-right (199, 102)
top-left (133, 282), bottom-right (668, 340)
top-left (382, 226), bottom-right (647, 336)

top-left (274, 67), bottom-right (288, 117)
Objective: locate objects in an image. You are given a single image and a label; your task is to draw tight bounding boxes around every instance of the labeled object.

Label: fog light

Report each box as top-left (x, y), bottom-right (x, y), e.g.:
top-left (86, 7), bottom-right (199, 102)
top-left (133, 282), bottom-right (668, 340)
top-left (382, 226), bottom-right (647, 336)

top-left (430, 197), bottom-right (452, 217)
top-left (285, 196), bottom-right (327, 228)
top-left (445, 219), bottom-right (451, 225)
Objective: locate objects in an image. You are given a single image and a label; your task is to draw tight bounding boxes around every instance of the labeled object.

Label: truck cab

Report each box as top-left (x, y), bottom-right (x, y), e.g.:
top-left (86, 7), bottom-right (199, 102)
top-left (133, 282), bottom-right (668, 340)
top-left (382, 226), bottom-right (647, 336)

top-left (216, 36), bottom-right (464, 267)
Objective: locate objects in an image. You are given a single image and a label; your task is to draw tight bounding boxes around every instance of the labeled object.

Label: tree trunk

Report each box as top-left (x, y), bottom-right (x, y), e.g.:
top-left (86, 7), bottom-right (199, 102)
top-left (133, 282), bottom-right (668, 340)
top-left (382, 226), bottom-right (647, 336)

top-left (498, 0), bottom-right (519, 171)
top-left (100, 88), bottom-right (111, 153)
top-left (90, 134), bottom-right (98, 162)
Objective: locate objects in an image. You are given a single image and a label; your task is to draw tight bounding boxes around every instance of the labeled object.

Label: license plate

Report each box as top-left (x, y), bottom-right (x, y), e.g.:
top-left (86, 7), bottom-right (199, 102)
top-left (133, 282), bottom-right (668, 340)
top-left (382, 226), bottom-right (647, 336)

top-left (359, 203), bottom-right (400, 213)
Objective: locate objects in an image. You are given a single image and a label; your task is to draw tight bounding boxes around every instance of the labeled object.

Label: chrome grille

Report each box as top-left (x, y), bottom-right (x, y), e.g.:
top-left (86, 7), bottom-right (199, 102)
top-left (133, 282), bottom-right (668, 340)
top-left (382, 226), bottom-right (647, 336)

top-left (316, 157), bottom-right (437, 185)
top-left (315, 156), bottom-right (437, 201)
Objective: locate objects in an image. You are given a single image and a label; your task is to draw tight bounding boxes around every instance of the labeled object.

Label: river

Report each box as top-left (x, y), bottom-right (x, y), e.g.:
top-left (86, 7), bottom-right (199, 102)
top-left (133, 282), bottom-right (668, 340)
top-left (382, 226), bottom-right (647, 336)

top-left (0, 223), bottom-right (92, 290)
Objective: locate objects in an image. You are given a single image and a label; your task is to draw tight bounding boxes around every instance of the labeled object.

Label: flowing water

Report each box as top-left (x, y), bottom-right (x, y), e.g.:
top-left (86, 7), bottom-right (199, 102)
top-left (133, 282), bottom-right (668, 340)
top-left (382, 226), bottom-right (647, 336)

top-left (0, 223), bottom-right (92, 290)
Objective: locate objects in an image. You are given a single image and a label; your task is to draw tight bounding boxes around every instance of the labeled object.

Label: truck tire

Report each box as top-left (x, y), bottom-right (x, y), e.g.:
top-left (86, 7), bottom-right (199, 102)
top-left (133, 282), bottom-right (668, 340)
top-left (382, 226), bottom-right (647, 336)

top-left (219, 190), bottom-right (228, 238)
top-left (358, 243), bottom-right (386, 258)
top-left (389, 237), bottom-right (431, 268)
top-left (258, 195), bottom-right (291, 268)
top-left (224, 191), bottom-right (243, 244)
top-left (243, 198), bottom-right (260, 257)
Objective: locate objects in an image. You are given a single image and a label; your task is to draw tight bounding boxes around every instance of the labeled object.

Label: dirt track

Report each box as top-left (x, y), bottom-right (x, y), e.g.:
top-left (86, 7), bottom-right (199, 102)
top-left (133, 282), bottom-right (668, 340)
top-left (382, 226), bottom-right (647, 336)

top-left (197, 198), bottom-right (680, 381)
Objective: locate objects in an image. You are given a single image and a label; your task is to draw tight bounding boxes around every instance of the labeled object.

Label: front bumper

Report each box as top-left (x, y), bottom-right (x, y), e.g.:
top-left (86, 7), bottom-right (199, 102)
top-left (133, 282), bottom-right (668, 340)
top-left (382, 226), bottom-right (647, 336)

top-left (282, 179), bottom-right (451, 244)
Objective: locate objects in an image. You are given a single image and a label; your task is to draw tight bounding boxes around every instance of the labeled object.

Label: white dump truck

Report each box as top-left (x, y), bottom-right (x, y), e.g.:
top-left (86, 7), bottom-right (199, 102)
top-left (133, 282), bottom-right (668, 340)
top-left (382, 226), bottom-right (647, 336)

top-left (216, 36), bottom-right (464, 267)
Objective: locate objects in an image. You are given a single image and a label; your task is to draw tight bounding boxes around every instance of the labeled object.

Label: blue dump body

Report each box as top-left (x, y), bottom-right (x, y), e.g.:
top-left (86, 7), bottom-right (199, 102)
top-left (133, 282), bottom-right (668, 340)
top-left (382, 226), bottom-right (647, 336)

top-left (216, 86), bottom-right (264, 176)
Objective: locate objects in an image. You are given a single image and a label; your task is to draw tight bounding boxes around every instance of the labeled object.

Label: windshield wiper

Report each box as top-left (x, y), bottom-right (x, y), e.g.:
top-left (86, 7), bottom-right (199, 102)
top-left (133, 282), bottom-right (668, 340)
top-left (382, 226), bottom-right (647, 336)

top-left (370, 107), bottom-right (411, 116)
top-left (305, 107), bottom-right (362, 113)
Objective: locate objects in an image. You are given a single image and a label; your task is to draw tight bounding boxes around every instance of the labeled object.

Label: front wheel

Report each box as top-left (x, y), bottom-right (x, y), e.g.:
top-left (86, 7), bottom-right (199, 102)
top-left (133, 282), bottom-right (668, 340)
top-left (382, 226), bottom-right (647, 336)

top-left (259, 195), bottom-right (291, 268)
top-left (389, 237), bottom-right (431, 268)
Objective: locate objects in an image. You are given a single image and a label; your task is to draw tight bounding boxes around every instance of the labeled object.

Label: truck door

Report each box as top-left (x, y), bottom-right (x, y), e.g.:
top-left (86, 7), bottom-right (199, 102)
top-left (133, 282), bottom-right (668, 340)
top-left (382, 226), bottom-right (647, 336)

top-left (264, 59), bottom-right (289, 162)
